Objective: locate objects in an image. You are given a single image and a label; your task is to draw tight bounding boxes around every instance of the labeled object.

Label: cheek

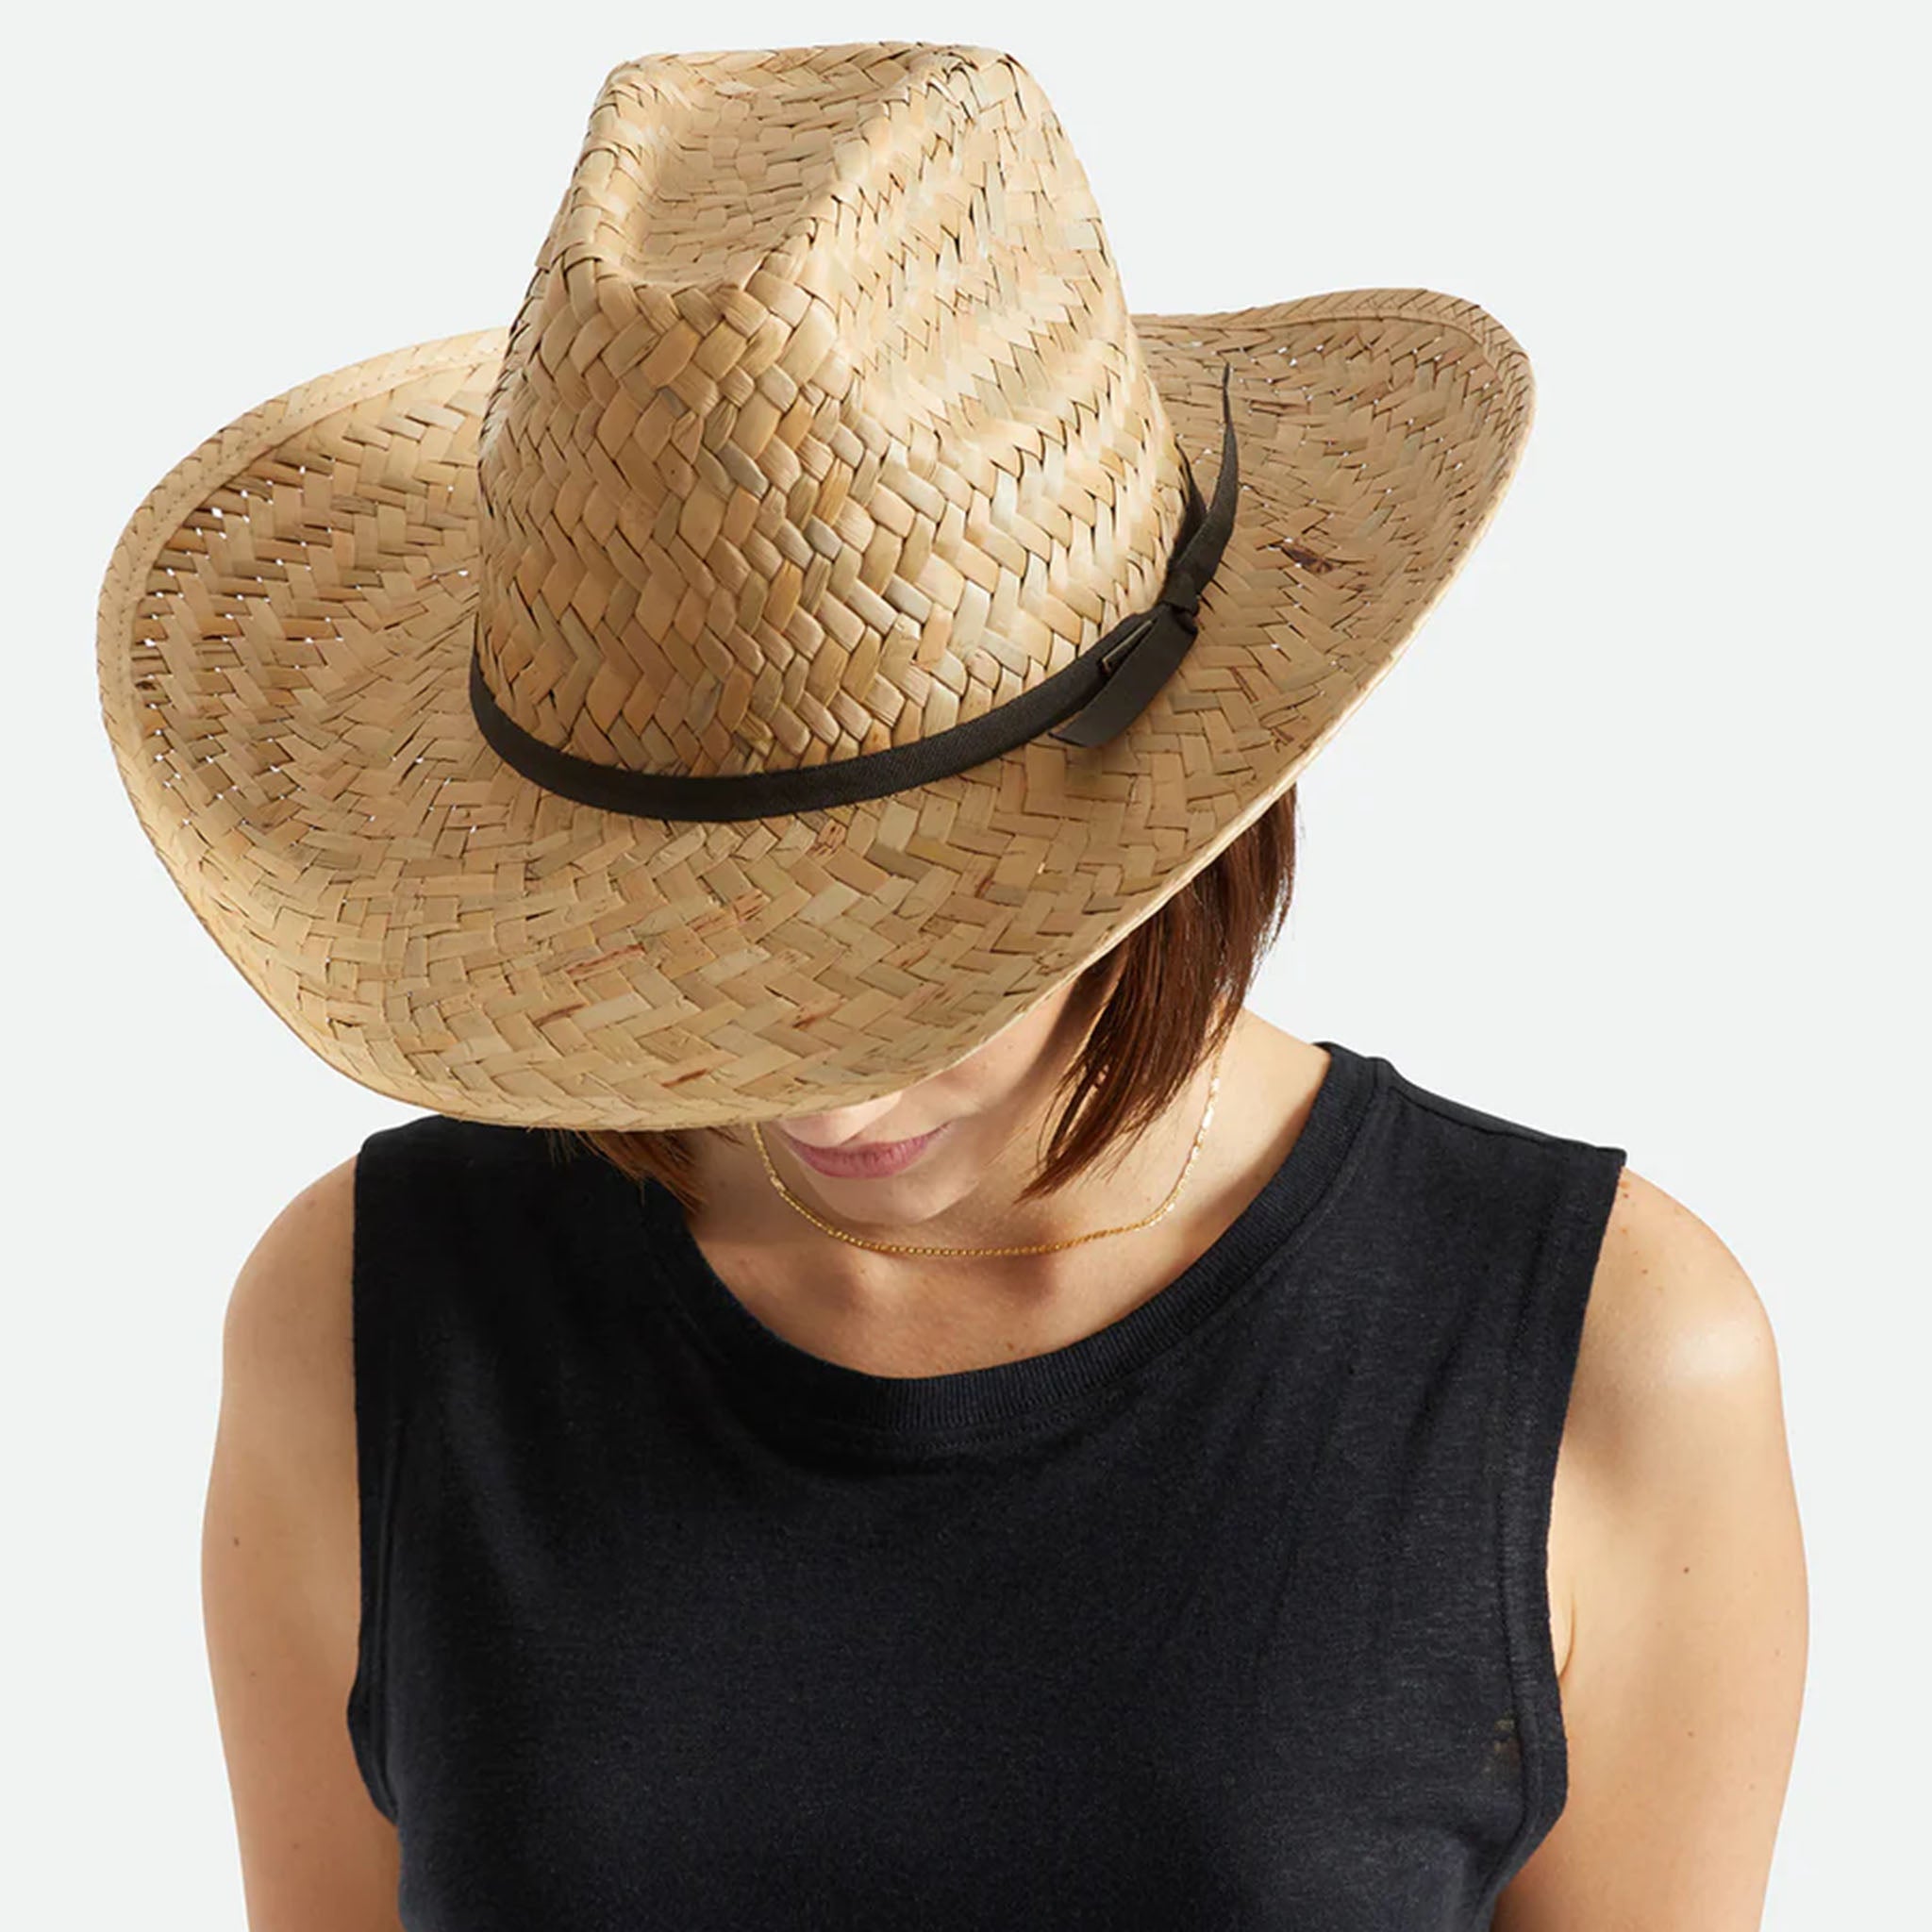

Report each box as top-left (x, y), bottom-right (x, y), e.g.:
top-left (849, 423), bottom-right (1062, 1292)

top-left (948, 1054), bottom-right (1038, 1121)
top-left (918, 987), bottom-right (1078, 1119)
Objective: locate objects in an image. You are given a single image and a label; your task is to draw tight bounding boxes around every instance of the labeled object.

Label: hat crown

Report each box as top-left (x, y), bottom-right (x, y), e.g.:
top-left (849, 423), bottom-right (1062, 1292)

top-left (473, 41), bottom-right (1191, 780)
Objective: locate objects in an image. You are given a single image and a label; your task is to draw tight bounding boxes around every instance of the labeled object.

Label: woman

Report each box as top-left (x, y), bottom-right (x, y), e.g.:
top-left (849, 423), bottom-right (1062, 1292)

top-left (204, 805), bottom-right (1805, 1929)
top-left (104, 42), bottom-right (1805, 1932)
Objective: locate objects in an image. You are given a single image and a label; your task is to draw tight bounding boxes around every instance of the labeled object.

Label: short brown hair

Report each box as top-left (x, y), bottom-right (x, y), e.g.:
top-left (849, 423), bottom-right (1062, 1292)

top-left (548, 787), bottom-right (1299, 1216)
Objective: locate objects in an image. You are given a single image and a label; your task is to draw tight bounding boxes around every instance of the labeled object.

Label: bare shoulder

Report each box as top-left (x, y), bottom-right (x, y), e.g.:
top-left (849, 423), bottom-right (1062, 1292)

top-left (1567, 1164), bottom-right (1786, 1462)
top-left (215, 1154), bottom-right (364, 1570)
top-left (207, 1153), bottom-right (405, 1921)
top-left (221, 1153), bottom-right (360, 1414)
top-left (1504, 1163), bottom-right (1807, 1931)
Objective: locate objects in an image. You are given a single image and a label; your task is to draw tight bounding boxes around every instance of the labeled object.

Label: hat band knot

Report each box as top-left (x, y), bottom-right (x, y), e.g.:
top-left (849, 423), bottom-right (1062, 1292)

top-left (468, 362), bottom-right (1238, 824)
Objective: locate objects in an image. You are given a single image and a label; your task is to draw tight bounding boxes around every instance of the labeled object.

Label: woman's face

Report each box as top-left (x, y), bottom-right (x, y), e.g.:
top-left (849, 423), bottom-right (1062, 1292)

top-left (729, 974), bottom-right (1098, 1233)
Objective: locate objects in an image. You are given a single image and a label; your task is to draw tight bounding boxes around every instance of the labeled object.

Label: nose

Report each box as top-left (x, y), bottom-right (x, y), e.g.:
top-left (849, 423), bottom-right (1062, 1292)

top-left (775, 1093), bottom-right (908, 1148)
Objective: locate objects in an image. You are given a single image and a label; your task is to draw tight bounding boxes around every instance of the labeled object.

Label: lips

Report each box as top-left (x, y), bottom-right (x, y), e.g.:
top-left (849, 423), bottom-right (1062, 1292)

top-left (776, 1121), bottom-right (949, 1180)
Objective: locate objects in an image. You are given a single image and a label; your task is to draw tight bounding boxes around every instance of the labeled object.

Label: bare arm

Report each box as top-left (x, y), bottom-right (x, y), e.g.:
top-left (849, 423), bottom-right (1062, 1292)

top-left (1495, 1167), bottom-right (1808, 1930)
top-left (203, 1155), bottom-right (404, 1931)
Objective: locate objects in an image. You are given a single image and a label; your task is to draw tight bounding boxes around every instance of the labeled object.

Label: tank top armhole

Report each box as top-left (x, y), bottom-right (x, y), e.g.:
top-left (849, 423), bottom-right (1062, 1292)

top-left (1479, 1140), bottom-right (1628, 1907)
top-left (344, 1132), bottom-right (408, 1825)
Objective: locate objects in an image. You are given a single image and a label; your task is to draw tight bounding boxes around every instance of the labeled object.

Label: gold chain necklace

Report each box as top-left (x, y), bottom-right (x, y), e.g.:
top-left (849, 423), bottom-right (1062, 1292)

top-left (748, 1039), bottom-right (1228, 1259)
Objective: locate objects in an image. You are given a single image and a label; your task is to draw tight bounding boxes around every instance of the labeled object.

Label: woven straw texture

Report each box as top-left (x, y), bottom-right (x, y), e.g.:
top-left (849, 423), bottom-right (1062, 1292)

top-left (96, 42), bottom-right (1534, 1129)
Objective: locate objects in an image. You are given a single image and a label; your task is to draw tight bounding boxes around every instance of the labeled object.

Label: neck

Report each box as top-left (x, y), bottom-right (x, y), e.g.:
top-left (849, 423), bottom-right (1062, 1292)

top-left (686, 1008), bottom-right (1311, 1277)
top-left (671, 1012), bottom-right (1330, 1381)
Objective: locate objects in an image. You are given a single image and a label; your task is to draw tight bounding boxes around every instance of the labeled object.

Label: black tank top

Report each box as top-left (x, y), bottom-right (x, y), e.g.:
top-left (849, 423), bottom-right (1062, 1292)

top-left (346, 1039), bottom-right (1625, 1930)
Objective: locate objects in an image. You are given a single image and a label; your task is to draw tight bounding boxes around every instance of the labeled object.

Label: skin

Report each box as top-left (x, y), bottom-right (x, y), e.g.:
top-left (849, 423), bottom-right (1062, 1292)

top-left (204, 993), bottom-right (1807, 1930)
top-left (675, 977), bottom-right (1276, 1377)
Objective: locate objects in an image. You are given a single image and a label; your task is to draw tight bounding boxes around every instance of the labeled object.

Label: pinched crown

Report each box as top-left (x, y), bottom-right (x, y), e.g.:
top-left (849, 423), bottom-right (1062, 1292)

top-left (472, 41), bottom-right (1192, 779)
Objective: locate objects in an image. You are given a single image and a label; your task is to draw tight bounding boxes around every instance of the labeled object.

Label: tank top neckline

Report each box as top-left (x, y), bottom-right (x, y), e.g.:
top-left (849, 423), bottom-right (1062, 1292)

top-left (631, 1037), bottom-right (1382, 1444)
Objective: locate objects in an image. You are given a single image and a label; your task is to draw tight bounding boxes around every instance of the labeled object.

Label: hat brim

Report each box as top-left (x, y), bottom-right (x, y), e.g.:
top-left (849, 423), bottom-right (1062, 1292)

top-left (97, 287), bottom-right (1532, 1128)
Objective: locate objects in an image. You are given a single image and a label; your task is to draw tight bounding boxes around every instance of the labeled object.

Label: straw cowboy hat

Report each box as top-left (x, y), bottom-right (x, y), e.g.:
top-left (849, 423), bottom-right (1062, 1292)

top-left (95, 40), bottom-right (1535, 1132)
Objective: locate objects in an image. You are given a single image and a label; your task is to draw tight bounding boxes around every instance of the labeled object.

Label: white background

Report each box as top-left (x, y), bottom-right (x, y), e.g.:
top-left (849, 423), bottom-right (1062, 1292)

top-left (6, 2), bottom-right (1924, 1924)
